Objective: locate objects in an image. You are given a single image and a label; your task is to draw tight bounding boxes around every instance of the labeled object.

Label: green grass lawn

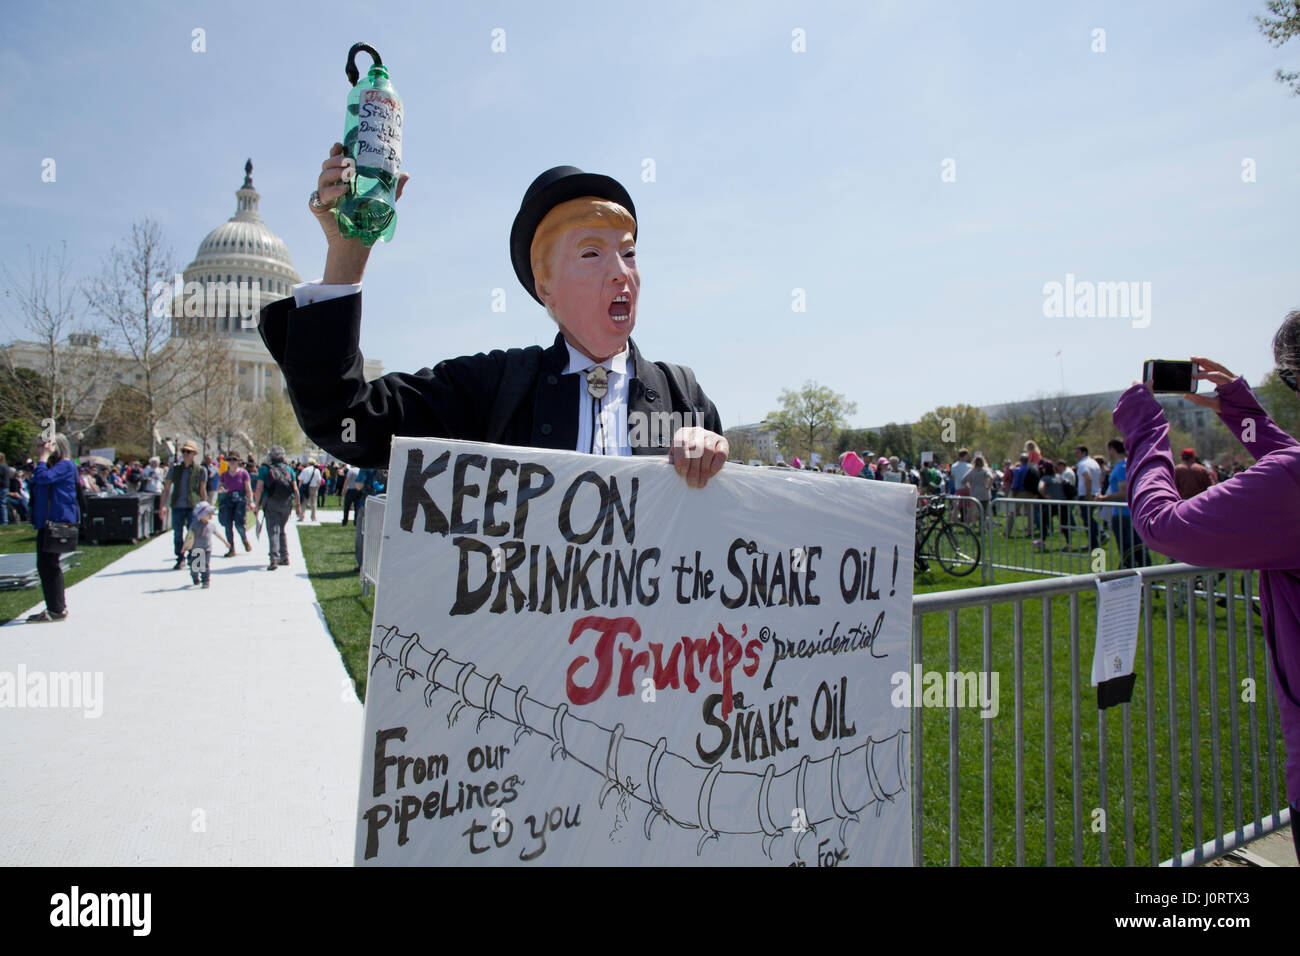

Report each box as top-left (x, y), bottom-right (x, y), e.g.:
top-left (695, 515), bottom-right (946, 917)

top-left (913, 555), bottom-right (1288, 866)
top-left (0, 525), bottom-right (152, 625)
top-left (298, 522), bottom-right (372, 702)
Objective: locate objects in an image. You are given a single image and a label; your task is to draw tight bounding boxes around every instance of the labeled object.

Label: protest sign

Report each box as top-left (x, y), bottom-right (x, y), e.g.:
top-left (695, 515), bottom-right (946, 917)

top-left (355, 438), bottom-right (917, 866)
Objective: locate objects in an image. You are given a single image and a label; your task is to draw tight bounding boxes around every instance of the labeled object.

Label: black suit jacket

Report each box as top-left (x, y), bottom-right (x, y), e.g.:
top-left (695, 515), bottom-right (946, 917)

top-left (257, 292), bottom-right (722, 468)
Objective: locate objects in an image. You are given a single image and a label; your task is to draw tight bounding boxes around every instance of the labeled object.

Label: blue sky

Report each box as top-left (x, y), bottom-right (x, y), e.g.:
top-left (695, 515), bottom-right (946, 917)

top-left (2, 0), bottom-right (1297, 430)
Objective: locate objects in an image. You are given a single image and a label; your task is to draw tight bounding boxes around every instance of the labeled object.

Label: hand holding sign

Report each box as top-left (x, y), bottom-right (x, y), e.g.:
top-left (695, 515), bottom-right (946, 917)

top-left (669, 426), bottom-right (728, 488)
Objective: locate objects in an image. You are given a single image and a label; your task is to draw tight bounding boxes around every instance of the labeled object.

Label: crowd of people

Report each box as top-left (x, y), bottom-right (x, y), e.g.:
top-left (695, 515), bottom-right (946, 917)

top-left (826, 440), bottom-right (1230, 570)
top-left (4, 437), bottom-right (389, 617)
top-left (0, 431), bottom-right (1239, 592)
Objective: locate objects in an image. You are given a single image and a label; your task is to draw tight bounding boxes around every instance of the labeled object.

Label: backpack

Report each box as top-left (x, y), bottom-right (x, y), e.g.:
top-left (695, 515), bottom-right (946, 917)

top-left (266, 462), bottom-right (295, 502)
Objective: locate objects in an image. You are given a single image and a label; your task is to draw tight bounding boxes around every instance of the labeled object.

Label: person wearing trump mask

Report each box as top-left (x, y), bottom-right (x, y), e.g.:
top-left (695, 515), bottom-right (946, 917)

top-left (258, 150), bottom-right (727, 487)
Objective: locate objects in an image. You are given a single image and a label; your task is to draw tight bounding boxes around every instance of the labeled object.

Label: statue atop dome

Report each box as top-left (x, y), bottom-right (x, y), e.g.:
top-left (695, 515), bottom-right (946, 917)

top-left (243, 158), bottom-right (253, 190)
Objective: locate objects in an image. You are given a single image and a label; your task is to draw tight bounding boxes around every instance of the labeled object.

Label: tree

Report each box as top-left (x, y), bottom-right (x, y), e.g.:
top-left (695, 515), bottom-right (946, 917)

top-left (87, 384), bottom-right (151, 461)
top-left (0, 418), bottom-right (38, 466)
top-left (250, 388), bottom-right (304, 455)
top-left (978, 392), bottom-right (1113, 465)
top-left (766, 381), bottom-right (857, 464)
top-left (0, 365), bottom-right (46, 430)
top-left (1257, 0), bottom-right (1300, 95)
top-left (83, 219), bottom-right (198, 457)
top-left (911, 404), bottom-right (991, 462)
top-left (875, 423), bottom-right (915, 463)
top-left (2, 242), bottom-right (113, 444)
top-left (982, 413), bottom-right (1029, 467)
top-left (836, 428), bottom-right (881, 457)
top-left (173, 329), bottom-right (248, 456)
top-left (1021, 392), bottom-right (1110, 460)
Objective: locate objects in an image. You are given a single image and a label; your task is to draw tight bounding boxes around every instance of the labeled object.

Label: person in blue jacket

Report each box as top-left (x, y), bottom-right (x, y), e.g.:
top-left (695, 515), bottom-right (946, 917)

top-left (27, 433), bottom-right (81, 622)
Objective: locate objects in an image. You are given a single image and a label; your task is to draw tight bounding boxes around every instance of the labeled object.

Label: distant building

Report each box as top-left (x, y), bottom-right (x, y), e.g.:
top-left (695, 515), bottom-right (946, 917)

top-left (727, 422), bottom-right (779, 462)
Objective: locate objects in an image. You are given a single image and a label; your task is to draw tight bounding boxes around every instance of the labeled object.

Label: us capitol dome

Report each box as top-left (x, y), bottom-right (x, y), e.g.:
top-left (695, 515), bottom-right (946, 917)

top-left (173, 159), bottom-right (383, 399)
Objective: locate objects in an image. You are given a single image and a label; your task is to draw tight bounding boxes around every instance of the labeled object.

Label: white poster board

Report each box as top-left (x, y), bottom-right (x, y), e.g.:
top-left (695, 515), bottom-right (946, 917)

top-left (355, 437), bottom-right (917, 866)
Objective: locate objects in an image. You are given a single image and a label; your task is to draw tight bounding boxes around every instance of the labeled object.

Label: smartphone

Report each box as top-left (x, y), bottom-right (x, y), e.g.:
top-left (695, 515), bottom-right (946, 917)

top-left (1143, 360), bottom-right (1195, 394)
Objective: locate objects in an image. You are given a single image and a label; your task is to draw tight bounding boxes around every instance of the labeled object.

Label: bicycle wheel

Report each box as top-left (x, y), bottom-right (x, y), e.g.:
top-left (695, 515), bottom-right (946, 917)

top-left (935, 523), bottom-right (981, 577)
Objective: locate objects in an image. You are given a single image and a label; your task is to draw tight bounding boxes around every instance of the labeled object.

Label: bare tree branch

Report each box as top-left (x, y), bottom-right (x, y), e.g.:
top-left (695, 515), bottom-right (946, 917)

top-left (82, 219), bottom-right (196, 456)
top-left (2, 242), bottom-right (113, 446)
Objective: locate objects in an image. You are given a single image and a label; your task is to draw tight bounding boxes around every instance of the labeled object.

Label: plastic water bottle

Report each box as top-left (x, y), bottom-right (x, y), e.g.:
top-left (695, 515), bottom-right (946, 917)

top-left (337, 43), bottom-right (403, 246)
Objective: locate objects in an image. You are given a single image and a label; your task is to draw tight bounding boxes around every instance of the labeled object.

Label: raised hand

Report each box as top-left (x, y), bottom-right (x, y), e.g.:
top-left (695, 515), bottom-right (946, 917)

top-left (1183, 356), bottom-right (1236, 415)
top-left (311, 143), bottom-right (410, 284)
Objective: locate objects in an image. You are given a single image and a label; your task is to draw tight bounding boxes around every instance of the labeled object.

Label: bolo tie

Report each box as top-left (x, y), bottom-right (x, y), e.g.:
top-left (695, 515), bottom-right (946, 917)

top-left (586, 366), bottom-right (610, 455)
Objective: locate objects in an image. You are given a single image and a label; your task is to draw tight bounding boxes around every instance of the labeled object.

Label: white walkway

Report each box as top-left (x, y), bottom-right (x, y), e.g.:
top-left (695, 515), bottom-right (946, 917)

top-left (0, 510), bottom-right (363, 865)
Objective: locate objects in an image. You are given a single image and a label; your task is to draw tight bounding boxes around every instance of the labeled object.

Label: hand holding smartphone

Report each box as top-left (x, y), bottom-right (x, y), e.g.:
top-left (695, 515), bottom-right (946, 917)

top-left (1143, 357), bottom-right (1237, 415)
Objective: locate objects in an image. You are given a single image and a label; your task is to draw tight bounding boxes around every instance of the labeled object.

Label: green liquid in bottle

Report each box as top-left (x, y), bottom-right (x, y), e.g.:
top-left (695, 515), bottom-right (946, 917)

top-left (336, 64), bottom-right (402, 246)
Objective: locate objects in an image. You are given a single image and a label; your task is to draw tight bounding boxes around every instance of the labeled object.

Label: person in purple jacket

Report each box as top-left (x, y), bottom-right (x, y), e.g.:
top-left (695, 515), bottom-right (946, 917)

top-left (1112, 325), bottom-right (1300, 864)
top-left (27, 433), bottom-right (81, 623)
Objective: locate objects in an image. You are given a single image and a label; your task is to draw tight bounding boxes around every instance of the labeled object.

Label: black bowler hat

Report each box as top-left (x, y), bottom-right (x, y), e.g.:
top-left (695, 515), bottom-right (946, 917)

top-left (510, 166), bottom-right (637, 305)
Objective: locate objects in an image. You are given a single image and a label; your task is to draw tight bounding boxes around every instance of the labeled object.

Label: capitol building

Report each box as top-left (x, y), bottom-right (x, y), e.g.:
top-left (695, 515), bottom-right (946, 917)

top-left (173, 159), bottom-right (384, 401)
top-left (3, 160), bottom-right (384, 461)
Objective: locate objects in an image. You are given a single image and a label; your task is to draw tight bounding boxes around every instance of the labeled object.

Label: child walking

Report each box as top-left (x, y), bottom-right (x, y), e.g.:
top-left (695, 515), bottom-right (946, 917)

top-left (183, 501), bottom-right (229, 588)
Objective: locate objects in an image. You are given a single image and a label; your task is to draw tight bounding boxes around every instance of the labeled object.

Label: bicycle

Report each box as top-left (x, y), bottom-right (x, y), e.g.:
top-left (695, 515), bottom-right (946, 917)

top-left (915, 495), bottom-right (982, 577)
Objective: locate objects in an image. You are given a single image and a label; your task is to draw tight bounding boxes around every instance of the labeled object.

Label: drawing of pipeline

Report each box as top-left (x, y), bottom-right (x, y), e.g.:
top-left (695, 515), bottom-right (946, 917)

top-left (370, 623), bottom-right (909, 858)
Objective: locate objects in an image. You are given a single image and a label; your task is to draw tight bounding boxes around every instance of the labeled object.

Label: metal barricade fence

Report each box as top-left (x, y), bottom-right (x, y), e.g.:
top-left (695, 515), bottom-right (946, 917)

top-left (987, 497), bottom-right (1164, 579)
top-left (909, 562), bottom-right (1290, 866)
top-left (360, 493), bottom-right (386, 597)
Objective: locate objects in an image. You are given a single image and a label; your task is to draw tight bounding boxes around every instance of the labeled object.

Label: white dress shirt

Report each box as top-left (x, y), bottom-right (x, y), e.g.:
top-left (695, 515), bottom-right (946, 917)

top-left (290, 280), bottom-right (635, 455)
top-left (563, 340), bottom-right (634, 457)
top-left (292, 279), bottom-right (361, 309)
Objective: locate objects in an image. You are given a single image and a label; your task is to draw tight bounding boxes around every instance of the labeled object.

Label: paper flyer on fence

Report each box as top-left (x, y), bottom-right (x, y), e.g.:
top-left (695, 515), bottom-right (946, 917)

top-left (1092, 573), bottom-right (1142, 686)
